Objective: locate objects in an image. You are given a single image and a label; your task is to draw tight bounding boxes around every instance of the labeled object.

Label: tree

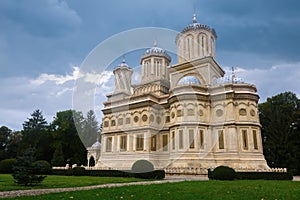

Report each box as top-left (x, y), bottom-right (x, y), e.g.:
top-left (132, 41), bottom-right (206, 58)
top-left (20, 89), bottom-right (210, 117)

top-left (20, 110), bottom-right (54, 162)
top-left (51, 110), bottom-right (87, 166)
top-left (81, 110), bottom-right (100, 147)
top-left (51, 143), bottom-right (65, 166)
top-left (259, 91), bottom-right (300, 174)
top-left (5, 131), bottom-right (22, 159)
top-left (12, 148), bottom-right (46, 186)
top-left (0, 126), bottom-right (12, 160)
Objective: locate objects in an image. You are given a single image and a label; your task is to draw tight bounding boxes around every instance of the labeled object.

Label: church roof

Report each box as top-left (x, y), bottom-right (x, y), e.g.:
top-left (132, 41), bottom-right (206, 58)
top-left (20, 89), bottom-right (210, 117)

top-left (91, 140), bottom-right (101, 149)
top-left (141, 42), bottom-right (171, 62)
top-left (176, 13), bottom-right (217, 43)
top-left (113, 58), bottom-right (131, 73)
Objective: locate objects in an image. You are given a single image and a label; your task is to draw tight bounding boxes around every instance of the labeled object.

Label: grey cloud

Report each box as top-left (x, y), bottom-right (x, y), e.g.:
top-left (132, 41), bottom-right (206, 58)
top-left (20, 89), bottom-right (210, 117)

top-left (0, 0), bottom-right (81, 37)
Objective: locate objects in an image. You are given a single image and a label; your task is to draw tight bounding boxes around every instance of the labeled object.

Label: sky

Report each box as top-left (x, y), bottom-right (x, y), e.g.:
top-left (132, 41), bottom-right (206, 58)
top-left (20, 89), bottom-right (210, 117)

top-left (1, 0), bottom-right (300, 130)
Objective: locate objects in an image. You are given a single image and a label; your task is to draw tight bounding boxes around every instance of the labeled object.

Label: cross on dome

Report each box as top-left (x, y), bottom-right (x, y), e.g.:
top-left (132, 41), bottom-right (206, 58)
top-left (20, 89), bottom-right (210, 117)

top-left (193, 13), bottom-right (197, 23)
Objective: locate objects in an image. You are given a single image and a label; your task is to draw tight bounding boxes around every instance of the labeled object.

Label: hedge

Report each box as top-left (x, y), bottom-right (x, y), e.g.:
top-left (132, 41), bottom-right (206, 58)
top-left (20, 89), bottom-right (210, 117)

top-left (52, 168), bottom-right (165, 179)
top-left (235, 172), bottom-right (293, 180)
top-left (0, 158), bottom-right (16, 173)
top-left (208, 166), bottom-right (293, 180)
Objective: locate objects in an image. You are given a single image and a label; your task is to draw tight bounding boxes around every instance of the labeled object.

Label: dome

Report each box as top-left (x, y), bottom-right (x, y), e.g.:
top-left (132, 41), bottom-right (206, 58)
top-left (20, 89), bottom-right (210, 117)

top-left (91, 140), bottom-right (101, 149)
top-left (177, 75), bottom-right (201, 86)
top-left (141, 42), bottom-right (171, 62)
top-left (176, 14), bottom-right (217, 43)
top-left (116, 59), bottom-right (130, 69)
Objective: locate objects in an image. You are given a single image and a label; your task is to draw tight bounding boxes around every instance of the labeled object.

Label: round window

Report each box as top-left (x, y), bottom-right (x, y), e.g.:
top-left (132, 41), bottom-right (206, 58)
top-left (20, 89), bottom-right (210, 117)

top-left (156, 116), bottom-right (161, 124)
top-left (149, 114), bottom-right (154, 122)
top-left (142, 114), bottom-right (148, 122)
top-left (134, 116), bottom-right (139, 123)
top-left (250, 109), bottom-right (256, 117)
top-left (239, 109), bottom-right (247, 116)
top-left (216, 109), bottom-right (223, 117)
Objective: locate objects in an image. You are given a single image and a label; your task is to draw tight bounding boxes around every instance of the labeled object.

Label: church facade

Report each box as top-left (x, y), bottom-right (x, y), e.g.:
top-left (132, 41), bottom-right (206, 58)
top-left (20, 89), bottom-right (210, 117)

top-left (96, 14), bottom-right (270, 173)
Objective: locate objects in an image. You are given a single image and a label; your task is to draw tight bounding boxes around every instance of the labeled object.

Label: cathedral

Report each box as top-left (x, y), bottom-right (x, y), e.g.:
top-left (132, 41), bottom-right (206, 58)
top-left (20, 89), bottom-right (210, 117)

top-left (92, 14), bottom-right (270, 173)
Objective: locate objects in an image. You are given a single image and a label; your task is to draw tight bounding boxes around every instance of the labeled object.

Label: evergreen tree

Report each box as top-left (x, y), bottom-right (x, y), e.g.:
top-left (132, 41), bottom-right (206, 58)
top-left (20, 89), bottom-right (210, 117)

top-left (12, 148), bottom-right (46, 186)
top-left (81, 110), bottom-right (100, 147)
top-left (20, 110), bottom-right (53, 162)
top-left (51, 143), bottom-right (65, 166)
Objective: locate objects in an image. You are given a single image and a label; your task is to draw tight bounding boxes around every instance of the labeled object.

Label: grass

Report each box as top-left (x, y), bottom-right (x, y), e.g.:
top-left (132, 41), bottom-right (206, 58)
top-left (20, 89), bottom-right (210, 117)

top-left (5, 180), bottom-right (300, 200)
top-left (0, 174), bottom-right (145, 192)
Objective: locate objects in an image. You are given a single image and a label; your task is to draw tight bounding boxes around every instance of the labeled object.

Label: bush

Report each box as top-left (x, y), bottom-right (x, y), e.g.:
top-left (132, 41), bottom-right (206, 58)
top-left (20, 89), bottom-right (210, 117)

top-left (0, 158), bottom-right (16, 173)
top-left (71, 166), bottom-right (86, 176)
top-left (133, 170), bottom-right (165, 179)
top-left (235, 172), bottom-right (293, 180)
top-left (12, 148), bottom-right (46, 186)
top-left (212, 166), bottom-right (235, 180)
top-left (51, 168), bottom-right (165, 179)
top-left (32, 160), bottom-right (51, 175)
top-left (131, 160), bottom-right (154, 173)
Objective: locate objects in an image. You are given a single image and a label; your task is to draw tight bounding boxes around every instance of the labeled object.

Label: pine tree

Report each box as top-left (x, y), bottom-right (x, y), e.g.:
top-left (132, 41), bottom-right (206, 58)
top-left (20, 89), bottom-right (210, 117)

top-left (51, 143), bottom-right (65, 166)
top-left (12, 148), bottom-right (46, 186)
top-left (82, 110), bottom-right (100, 147)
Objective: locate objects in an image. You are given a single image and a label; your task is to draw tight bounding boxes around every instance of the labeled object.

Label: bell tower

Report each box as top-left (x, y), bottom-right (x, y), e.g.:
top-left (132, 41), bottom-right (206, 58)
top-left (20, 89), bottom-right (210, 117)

top-left (176, 13), bottom-right (217, 63)
top-left (113, 59), bottom-right (132, 95)
top-left (140, 42), bottom-right (171, 84)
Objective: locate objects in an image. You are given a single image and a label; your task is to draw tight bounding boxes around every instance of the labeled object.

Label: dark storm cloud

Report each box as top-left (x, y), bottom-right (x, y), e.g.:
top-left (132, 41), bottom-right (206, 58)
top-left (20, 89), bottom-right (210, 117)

top-left (1, 0), bottom-right (300, 130)
top-left (202, 0), bottom-right (300, 66)
top-left (0, 0), bottom-right (81, 37)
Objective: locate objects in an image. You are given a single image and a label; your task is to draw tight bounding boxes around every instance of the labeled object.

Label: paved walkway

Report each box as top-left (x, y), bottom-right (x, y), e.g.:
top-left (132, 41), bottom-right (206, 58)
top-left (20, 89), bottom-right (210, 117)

top-left (1, 176), bottom-right (298, 199)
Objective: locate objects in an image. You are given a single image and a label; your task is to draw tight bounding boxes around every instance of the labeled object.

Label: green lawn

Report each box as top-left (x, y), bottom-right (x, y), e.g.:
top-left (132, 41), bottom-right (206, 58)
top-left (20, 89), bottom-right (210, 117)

top-left (0, 174), bottom-right (144, 192)
top-left (7, 180), bottom-right (300, 200)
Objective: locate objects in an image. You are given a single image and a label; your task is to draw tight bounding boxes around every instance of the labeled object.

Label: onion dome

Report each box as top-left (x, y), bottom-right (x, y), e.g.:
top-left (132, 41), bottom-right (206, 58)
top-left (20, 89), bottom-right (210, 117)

top-left (177, 75), bottom-right (201, 86)
top-left (176, 13), bottom-right (217, 42)
top-left (116, 58), bottom-right (130, 69)
top-left (141, 41), bottom-right (171, 63)
top-left (91, 138), bottom-right (101, 149)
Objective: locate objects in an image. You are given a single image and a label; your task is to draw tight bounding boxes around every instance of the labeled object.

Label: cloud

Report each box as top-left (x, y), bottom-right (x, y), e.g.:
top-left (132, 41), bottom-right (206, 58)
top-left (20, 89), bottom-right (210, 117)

top-left (226, 62), bottom-right (300, 101)
top-left (0, 67), bottom-right (114, 130)
top-left (31, 67), bottom-right (81, 85)
top-left (84, 70), bottom-right (114, 85)
top-left (0, 0), bottom-right (82, 37)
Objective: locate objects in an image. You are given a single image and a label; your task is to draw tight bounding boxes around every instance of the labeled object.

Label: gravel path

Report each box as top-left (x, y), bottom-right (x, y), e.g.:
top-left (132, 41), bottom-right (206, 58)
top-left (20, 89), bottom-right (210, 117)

top-left (0, 178), bottom-right (192, 199)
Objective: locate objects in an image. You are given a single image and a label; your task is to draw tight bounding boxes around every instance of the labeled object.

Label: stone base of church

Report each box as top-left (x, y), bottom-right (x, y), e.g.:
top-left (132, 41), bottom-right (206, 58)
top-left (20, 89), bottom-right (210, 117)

top-left (94, 152), bottom-right (271, 175)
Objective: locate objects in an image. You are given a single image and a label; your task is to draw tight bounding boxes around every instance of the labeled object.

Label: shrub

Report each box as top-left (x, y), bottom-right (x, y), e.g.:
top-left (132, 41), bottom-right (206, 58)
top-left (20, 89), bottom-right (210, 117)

top-left (33, 160), bottom-right (51, 175)
top-left (12, 148), bottom-right (46, 186)
top-left (235, 172), bottom-right (293, 180)
top-left (131, 160), bottom-right (154, 173)
top-left (133, 170), bottom-right (165, 179)
top-left (51, 168), bottom-right (165, 179)
top-left (212, 166), bottom-right (235, 180)
top-left (71, 166), bottom-right (86, 176)
top-left (0, 158), bottom-right (16, 173)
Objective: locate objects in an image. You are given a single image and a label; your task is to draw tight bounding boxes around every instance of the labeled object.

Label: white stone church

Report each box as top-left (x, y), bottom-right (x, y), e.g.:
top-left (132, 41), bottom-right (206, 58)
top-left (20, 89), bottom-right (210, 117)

top-left (88, 14), bottom-right (270, 174)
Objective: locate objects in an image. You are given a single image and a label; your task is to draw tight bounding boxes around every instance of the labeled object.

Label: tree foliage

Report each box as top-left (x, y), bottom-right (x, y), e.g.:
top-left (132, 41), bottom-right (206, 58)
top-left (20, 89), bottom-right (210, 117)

top-left (81, 110), bottom-right (100, 147)
top-left (51, 143), bottom-right (65, 166)
top-left (20, 110), bottom-right (53, 162)
top-left (0, 126), bottom-right (21, 160)
top-left (1, 109), bottom-right (100, 168)
top-left (0, 126), bottom-right (12, 160)
top-left (12, 148), bottom-right (46, 186)
top-left (51, 110), bottom-right (87, 166)
top-left (259, 91), bottom-right (300, 174)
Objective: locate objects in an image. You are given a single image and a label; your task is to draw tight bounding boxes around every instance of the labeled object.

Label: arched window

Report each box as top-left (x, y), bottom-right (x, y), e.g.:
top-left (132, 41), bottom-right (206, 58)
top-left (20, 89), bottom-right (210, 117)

top-left (177, 76), bottom-right (201, 86)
